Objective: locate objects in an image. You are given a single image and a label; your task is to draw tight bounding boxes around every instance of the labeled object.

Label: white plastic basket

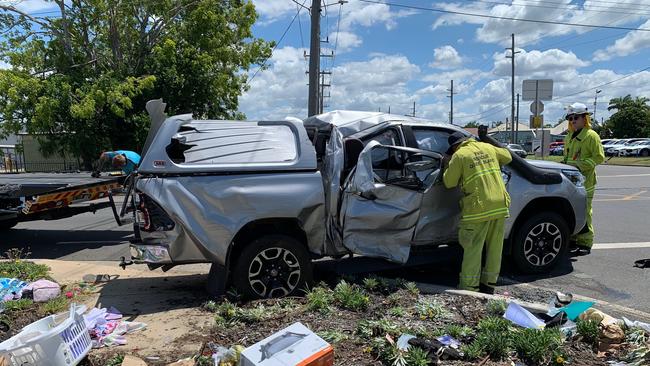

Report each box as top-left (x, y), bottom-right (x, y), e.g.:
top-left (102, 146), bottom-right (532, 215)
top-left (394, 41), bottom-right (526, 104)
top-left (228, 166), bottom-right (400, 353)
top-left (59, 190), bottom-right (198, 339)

top-left (0, 303), bottom-right (91, 366)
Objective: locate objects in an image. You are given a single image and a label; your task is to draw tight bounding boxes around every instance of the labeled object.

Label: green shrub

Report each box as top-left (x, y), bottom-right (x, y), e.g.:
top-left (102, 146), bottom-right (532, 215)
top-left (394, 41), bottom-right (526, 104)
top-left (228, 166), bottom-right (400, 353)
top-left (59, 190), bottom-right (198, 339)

top-left (415, 298), bottom-right (450, 320)
top-left (512, 328), bottom-right (562, 365)
top-left (403, 282), bottom-right (420, 296)
top-left (461, 342), bottom-right (485, 360)
top-left (39, 296), bottom-right (68, 315)
top-left (362, 277), bottom-right (380, 291)
top-left (333, 281), bottom-right (369, 311)
top-left (405, 346), bottom-right (431, 366)
top-left (306, 286), bottom-right (334, 314)
top-left (104, 355), bottom-right (124, 366)
top-left (2, 298), bottom-right (33, 312)
top-left (0, 260), bottom-right (49, 281)
top-left (356, 318), bottom-right (401, 339)
top-left (486, 299), bottom-right (508, 317)
top-left (317, 330), bottom-right (349, 344)
top-left (444, 324), bottom-right (474, 339)
top-left (472, 317), bottom-right (513, 361)
top-left (576, 318), bottom-right (600, 346)
top-left (389, 306), bottom-right (407, 317)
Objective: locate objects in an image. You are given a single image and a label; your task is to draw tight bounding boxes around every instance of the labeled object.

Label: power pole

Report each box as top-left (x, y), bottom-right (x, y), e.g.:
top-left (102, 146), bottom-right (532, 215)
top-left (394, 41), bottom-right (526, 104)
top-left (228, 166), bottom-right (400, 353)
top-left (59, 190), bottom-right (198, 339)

top-left (307, 0), bottom-right (321, 117)
top-left (505, 33), bottom-right (520, 144)
top-left (594, 89), bottom-right (602, 125)
top-left (410, 101), bottom-right (416, 117)
top-left (516, 92), bottom-right (520, 144)
top-left (447, 79), bottom-right (458, 125)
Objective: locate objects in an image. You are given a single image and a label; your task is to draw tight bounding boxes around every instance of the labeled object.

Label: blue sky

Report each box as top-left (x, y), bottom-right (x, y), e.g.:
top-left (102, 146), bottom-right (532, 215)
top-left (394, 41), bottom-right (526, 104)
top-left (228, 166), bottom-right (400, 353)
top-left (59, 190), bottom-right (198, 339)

top-left (3, 0), bottom-right (650, 126)
top-left (243, 0), bottom-right (650, 125)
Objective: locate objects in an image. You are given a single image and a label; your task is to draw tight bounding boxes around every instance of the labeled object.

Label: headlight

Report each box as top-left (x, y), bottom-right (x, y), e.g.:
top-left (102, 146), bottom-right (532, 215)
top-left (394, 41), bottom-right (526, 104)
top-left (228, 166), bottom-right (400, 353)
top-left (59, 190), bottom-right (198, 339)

top-left (562, 169), bottom-right (585, 187)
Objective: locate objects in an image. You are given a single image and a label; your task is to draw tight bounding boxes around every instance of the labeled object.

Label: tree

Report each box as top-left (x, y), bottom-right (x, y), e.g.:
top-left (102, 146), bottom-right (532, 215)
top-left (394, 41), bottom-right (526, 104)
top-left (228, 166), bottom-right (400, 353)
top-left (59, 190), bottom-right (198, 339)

top-left (606, 95), bottom-right (650, 138)
top-left (0, 0), bottom-right (273, 166)
top-left (464, 121), bottom-right (479, 128)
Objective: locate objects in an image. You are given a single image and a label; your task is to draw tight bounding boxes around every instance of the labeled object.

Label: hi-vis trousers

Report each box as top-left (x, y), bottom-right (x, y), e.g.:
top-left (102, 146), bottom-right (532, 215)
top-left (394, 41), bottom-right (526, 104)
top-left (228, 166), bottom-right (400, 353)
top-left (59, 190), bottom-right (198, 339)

top-left (458, 218), bottom-right (506, 291)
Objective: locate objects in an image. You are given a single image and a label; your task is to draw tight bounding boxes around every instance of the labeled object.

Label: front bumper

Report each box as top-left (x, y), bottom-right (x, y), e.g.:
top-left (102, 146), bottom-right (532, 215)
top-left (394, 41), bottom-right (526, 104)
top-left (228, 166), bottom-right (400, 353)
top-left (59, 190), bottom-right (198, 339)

top-left (130, 244), bottom-right (173, 264)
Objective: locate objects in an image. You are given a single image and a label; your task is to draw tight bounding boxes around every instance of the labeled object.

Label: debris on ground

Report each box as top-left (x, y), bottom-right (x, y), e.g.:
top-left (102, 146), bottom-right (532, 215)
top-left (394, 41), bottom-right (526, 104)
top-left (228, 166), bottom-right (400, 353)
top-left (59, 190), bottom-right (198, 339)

top-left (504, 302), bottom-right (545, 329)
top-left (83, 306), bottom-right (146, 348)
top-left (121, 355), bottom-right (148, 366)
top-left (0, 278), bottom-right (27, 304)
top-left (23, 279), bottom-right (61, 302)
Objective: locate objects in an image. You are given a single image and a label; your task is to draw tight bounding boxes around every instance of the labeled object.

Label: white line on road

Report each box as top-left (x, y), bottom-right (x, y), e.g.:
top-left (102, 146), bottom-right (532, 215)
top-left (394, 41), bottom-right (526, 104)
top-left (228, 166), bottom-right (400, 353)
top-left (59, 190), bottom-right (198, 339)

top-left (592, 242), bottom-right (650, 250)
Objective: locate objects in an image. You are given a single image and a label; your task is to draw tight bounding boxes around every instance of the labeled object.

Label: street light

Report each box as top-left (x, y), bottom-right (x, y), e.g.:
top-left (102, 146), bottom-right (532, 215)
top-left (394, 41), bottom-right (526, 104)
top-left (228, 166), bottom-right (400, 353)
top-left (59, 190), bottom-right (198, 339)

top-left (594, 89), bottom-right (602, 125)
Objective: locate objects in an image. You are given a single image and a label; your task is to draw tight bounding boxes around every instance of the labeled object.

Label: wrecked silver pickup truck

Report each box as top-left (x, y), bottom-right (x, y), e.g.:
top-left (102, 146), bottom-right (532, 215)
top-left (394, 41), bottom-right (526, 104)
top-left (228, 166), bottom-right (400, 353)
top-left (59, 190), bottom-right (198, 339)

top-left (124, 101), bottom-right (587, 299)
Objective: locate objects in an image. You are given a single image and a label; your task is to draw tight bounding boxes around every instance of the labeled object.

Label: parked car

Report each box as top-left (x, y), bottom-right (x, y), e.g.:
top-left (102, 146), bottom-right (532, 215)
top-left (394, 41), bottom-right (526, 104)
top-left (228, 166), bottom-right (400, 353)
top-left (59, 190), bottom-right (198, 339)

top-left (127, 104), bottom-right (587, 299)
top-left (620, 140), bottom-right (650, 157)
top-left (549, 142), bottom-right (564, 156)
top-left (506, 143), bottom-right (527, 158)
top-left (606, 139), bottom-right (650, 156)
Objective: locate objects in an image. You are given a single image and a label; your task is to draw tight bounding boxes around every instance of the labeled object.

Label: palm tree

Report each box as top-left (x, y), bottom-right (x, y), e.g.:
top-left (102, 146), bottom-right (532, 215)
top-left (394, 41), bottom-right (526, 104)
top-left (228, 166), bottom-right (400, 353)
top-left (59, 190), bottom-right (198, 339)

top-left (608, 95), bottom-right (650, 112)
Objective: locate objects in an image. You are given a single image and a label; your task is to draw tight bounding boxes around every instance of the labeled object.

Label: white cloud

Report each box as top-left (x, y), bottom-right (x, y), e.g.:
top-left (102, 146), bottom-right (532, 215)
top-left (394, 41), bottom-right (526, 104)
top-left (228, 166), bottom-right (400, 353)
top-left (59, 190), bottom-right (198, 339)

top-left (251, 0), bottom-right (295, 22)
top-left (492, 48), bottom-right (589, 80)
top-left (593, 20), bottom-right (650, 61)
top-left (239, 47), bottom-right (309, 120)
top-left (328, 31), bottom-right (362, 53)
top-left (339, 1), bottom-right (414, 31)
top-left (429, 45), bottom-right (464, 69)
top-left (431, 1), bottom-right (647, 45)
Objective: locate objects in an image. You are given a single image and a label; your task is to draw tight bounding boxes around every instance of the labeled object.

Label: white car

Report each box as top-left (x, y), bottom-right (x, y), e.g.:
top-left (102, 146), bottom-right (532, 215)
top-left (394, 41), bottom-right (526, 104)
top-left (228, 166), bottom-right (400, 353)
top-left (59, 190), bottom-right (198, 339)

top-left (621, 141), bottom-right (650, 157)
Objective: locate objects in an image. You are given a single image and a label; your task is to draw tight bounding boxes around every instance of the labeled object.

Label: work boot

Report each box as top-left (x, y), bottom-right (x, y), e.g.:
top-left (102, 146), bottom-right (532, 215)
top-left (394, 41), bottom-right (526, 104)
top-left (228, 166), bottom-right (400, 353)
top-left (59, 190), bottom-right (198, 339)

top-left (479, 283), bottom-right (495, 295)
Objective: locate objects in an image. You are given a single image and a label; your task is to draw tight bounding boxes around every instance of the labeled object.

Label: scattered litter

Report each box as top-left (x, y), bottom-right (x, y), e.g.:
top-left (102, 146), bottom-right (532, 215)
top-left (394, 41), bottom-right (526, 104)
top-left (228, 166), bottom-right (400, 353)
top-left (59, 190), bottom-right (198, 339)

top-left (0, 303), bottom-right (91, 366)
top-left (555, 291), bottom-right (573, 307)
top-left (579, 308), bottom-right (618, 326)
top-left (0, 278), bottom-right (27, 302)
top-left (83, 306), bottom-right (146, 348)
top-left (166, 358), bottom-right (194, 366)
top-left (623, 317), bottom-right (650, 333)
top-left (82, 274), bottom-right (113, 283)
top-left (436, 335), bottom-right (461, 349)
top-left (504, 302), bottom-right (545, 329)
top-left (121, 355), bottom-right (147, 366)
top-left (240, 322), bottom-right (333, 366)
top-left (633, 259), bottom-right (650, 269)
top-left (397, 334), bottom-right (416, 351)
top-left (560, 320), bottom-right (577, 337)
top-left (598, 323), bottom-right (626, 353)
top-left (408, 337), bottom-right (462, 361)
top-left (534, 311), bottom-right (568, 328)
top-left (212, 345), bottom-right (244, 366)
top-left (559, 301), bottom-right (594, 321)
top-left (23, 279), bottom-right (60, 303)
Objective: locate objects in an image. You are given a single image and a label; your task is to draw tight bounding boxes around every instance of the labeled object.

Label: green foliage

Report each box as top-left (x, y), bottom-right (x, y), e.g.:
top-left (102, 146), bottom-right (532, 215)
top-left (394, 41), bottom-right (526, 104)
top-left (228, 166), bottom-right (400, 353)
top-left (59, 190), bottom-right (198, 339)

top-left (0, 249), bottom-right (49, 281)
top-left (405, 346), bottom-right (431, 366)
top-left (2, 298), bottom-right (33, 312)
top-left (317, 330), bottom-right (349, 344)
top-left (0, 1), bottom-right (273, 165)
top-left (469, 317), bottom-right (513, 361)
top-left (333, 281), bottom-right (369, 312)
top-left (444, 324), bottom-right (474, 339)
top-left (605, 95), bottom-right (650, 138)
top-left (511, 328), bottom-right (563, 365)
top-left (389, 306), bottom-right (407, 317)
top-left (207, 300), bottom-right (275, 326)
top-left (576, 318), bottom-right (600, 346)
top-left (356, 318), bottom-right (402, 339)
top-left (39, 296), bottom-right (69, 315)
top-left (486, 299), bottom-right (508, 317)
top-left (403, 282), bottom-right (420, 296)
top-left (362, 277), bottom-right (380, 291)
top-left (306, 286), bottom-right (334, 314)
top-left (461, 342), bottom-right (484, 361)
top-left (415, 298), bottom-right (449, 320)
top-left (104, 354), bottom-right (125, 366)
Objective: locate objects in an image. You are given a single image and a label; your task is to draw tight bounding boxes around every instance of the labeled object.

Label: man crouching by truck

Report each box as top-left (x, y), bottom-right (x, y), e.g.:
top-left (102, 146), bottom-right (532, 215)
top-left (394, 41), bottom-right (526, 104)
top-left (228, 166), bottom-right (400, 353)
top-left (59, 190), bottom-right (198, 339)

top-left (442, 132), bottom-right (512, 294)
top-left (92, 150), bottom-right (141, 177)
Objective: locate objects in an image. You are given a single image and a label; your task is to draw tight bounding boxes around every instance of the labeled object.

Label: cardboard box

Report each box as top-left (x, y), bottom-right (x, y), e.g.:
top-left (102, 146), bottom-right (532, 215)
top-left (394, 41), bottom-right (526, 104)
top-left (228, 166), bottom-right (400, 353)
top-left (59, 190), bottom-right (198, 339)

top-left (240, 322), bottom-right (334, 366)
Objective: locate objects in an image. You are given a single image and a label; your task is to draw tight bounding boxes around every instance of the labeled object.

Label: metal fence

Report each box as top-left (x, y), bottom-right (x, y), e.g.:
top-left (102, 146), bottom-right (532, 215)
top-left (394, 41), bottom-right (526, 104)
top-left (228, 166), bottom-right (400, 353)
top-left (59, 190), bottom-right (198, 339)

top-left (0, 146), bottom-right (26, 173)
top-left (0, 145), bottom-right (82, 173)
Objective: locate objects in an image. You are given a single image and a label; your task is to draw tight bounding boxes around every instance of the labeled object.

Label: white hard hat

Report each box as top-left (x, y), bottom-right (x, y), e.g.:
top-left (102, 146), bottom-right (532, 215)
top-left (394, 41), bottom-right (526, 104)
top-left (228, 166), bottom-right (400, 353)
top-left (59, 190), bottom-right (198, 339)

top-left (565, 102), bottom-right (589, 117)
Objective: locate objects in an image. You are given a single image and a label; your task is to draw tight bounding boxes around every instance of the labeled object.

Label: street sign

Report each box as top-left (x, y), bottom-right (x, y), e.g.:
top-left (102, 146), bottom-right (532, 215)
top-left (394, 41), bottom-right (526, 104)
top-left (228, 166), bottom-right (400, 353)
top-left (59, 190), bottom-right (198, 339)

top-left (530, 100), bottom-right (544, 115)
top-left (522, 79), bottom-right (553, 101)
top-left (530, 115), bottom-right (543, 128)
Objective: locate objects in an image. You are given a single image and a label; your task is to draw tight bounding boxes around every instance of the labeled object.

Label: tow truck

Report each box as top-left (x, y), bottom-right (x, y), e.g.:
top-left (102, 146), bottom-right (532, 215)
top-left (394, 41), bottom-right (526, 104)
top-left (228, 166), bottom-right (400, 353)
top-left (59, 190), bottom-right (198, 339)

top-left (0, 172), bottom-right (130, 230)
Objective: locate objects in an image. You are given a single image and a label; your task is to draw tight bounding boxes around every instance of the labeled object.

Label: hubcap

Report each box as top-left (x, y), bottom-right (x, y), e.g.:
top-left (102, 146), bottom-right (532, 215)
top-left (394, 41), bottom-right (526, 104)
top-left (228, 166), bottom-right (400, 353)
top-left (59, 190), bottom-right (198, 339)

top-left (248, 247), bottom-right (301, 298)
top-left (523, 222), bottom-right (563, 266)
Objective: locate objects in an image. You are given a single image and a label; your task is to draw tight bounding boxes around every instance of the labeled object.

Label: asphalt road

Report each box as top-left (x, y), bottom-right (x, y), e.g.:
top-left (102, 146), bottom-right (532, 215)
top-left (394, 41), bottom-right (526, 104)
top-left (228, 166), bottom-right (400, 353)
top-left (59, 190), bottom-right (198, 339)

top-left (2, 165), bottom-right (650, 314)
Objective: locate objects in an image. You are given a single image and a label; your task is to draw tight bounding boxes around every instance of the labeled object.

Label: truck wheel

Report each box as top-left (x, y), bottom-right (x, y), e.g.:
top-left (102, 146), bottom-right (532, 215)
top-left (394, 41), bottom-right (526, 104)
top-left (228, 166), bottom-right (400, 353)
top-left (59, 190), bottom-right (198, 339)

top-left (0, 218), bottom-right (18, 230)
top-left (640, 149), bottom-right (649, 157)
top-left (511, 212), bottom-right (569, 274)
top-left (232, 235), bottom-right (312, 299)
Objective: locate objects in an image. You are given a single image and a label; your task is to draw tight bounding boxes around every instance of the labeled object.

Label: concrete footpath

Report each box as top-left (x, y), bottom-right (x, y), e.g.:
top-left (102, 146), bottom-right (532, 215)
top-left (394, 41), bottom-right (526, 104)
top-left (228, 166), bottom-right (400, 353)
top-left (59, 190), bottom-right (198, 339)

top-left (34, 260), bottom-right (214, 361)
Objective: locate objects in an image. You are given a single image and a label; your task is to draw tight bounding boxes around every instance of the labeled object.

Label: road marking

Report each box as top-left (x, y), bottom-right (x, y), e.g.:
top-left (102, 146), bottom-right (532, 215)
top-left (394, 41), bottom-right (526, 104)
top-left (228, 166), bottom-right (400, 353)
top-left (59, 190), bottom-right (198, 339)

top-left (599, 173), bottom-right (650, 178)
top-left (624, 190), bottom-right (647, 200)
top-left (592, 242), bottom-right (650, 250)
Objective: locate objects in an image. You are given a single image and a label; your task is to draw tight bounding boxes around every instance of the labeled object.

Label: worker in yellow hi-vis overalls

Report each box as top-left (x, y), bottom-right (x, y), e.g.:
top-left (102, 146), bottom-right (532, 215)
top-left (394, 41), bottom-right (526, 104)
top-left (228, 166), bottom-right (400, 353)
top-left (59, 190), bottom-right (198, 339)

top-left (443, 132), bottom-right (512, 294)
top-left (562, 102), bottom-right (604, 256)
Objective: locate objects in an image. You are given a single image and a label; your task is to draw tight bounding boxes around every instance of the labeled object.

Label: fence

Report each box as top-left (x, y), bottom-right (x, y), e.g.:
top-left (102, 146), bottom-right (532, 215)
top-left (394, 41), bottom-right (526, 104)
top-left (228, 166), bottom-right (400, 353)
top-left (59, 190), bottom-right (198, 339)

top-left (0, 145), bottom-right (82, 173)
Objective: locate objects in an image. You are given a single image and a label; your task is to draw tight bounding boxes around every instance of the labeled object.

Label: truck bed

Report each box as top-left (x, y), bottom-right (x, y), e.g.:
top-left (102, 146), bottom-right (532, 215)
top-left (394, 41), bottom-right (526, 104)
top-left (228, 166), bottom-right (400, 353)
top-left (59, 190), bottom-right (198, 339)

top-left (0, 172), bottom-right (118, 197)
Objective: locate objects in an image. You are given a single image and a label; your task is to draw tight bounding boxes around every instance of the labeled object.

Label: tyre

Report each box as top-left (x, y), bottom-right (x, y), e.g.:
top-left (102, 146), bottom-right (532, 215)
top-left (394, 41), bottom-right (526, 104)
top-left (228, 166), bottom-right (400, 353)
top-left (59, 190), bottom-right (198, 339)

top-left (640, 149), bottom-right (649, 157)
top-left (511, 212), bottom-right (569, 274)
top-left (232, 234), bottom-right (312, 299)
top-left (0, 218), bottom-right (18, 230)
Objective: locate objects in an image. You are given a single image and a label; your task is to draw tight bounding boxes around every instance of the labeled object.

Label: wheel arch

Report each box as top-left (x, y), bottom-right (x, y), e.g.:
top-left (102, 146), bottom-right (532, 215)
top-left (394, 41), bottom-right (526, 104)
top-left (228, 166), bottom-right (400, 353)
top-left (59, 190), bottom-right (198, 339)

top-left (508, 197), bottom-right (575, 254)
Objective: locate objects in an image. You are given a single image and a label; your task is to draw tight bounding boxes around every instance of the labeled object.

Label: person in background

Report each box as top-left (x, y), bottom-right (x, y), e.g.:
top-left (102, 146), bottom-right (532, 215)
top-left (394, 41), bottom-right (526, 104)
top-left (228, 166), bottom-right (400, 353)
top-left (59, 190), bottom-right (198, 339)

top-left (94, 150), bottom-right (141, 176)
top-left (442, 132), bottom-right (512, 294)
top-left (562, 102), bottom-right (604, 256)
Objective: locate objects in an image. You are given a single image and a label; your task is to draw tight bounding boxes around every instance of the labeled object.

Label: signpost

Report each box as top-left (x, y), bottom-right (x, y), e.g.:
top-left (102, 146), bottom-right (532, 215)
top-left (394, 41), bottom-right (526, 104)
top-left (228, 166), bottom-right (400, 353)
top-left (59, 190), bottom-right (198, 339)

top-left (523, 79), bottom-right (553, 159)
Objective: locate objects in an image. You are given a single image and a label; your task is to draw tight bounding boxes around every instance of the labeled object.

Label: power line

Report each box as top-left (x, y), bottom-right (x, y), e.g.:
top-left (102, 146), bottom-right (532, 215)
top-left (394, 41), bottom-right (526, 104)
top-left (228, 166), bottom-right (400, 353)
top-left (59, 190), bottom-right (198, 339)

top-left (465, 0), bottom-right (650, 16)
top-left (246, 1), bottom-right (307, 86)
top-left (554, 66), bottom-right (650, 101)
top-left (358, 0), bottom-right (650, 32)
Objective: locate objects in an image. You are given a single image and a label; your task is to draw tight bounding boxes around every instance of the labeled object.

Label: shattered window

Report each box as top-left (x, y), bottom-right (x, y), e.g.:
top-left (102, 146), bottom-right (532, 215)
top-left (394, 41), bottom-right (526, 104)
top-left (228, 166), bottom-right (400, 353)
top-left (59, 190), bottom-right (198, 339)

top-left (414, 128), bottom-right (452, 154)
